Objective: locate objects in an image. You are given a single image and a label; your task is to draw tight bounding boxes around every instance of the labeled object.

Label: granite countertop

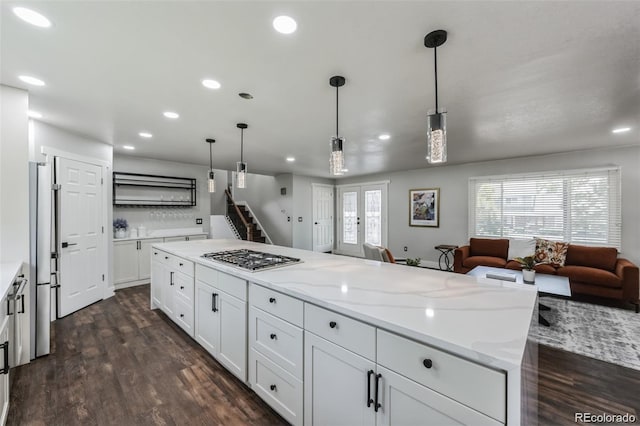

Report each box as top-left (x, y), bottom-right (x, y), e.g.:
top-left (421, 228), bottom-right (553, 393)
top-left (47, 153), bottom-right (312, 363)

top-left (153, 239), bottom-right (537, 371)
top-left (0, 262), bottom-right (23, 301)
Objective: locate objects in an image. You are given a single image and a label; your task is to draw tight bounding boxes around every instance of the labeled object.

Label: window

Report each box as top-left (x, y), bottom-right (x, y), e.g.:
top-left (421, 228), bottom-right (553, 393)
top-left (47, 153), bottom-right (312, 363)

top-left (468, 167), bottom-right (621, 248)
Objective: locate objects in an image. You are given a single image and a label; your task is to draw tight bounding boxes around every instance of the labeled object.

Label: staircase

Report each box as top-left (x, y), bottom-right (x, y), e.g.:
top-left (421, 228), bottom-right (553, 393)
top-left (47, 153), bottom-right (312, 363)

top-left (225, 189), bottom-right (268, 244)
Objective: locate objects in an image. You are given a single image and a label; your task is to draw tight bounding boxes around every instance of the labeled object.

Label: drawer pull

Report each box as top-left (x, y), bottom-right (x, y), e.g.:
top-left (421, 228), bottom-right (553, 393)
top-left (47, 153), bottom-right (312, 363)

top-left (179, 262), bottom-right (183, 266)
top-left (154, 252), bottom-right (157, 255)
top-left (180, 286), bottom-right (184, 290)
top-left (422, 358), bottom-right (433, 369)
top-left (329, 321), bottom-right (337, 329)
top-left (0, 341), bottom-right (8, 375)
top-left (270, 384), bottom-right (277, 392)
top-left (165, 256), bottom-right (169, 260)
top-left (269, 297), bottom-right (276, 304)
top-left (270, 333), bottom-right (277, 340)
top-left (374, 373), bottom-right (382, 412)
top-left (179, 313), bottom-right (184, 318)
top-left (367, 370), bottom-right (374, 407)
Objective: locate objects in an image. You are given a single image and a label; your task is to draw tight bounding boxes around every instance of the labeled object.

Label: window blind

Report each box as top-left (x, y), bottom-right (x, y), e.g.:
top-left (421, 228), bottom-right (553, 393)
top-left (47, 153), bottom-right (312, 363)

top-left (468, 167), bottom-right (621, 249)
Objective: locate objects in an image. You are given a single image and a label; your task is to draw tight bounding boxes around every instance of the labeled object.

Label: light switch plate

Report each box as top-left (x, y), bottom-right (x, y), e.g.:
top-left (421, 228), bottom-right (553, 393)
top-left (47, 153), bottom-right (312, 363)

top-left (196, 218), bottom-right (203, 225)
top-left (298, 217), bottom-right (303, 222)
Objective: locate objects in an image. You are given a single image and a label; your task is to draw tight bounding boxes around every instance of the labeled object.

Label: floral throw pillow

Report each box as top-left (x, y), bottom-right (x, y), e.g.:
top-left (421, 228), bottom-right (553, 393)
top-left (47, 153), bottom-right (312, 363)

top-left (535, 238), bottom-right (569, 267)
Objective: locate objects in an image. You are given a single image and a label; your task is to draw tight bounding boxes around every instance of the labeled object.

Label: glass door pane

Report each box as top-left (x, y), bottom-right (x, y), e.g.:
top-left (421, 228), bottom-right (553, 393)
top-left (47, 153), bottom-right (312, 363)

top-left (364, 190), bottom-right (382, 246)
top-left (342, 191), bottom-right (358, 245)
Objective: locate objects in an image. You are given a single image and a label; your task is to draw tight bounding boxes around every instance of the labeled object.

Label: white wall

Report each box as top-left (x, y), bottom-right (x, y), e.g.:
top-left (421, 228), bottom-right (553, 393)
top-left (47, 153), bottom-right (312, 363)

top-left (292, 175), bottom-right (335, 251)
top-left (113, 155), bottom-right (213, 235)
top-left (233, 173), bottom-right (293, 246)
top-left (340, 146), bottom-right (640, 266)
top-left (0, 85), bottom-right (29, 267)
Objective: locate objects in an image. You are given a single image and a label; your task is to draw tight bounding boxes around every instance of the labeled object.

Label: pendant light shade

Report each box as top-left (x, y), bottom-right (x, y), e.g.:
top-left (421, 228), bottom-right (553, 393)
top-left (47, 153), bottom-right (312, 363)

top-left (206, 138), bottom-right (216, 193)
top-left (236, 123), bottom-right (248, 189)
top-left (424, 30), bottom-right (448, 164)
top-left (329, 76), bottom-right (346, 176)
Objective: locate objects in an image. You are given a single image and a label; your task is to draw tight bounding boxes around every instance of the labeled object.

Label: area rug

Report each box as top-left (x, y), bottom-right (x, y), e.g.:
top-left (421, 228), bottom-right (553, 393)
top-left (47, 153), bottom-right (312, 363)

top-left (528, 297), bottom-right (640, 371)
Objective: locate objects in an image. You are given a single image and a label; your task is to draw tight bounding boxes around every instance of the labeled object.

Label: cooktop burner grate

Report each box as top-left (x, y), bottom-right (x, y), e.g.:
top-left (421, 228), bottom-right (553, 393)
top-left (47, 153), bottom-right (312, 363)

top-left (201, 249), bottom-right (301, 272)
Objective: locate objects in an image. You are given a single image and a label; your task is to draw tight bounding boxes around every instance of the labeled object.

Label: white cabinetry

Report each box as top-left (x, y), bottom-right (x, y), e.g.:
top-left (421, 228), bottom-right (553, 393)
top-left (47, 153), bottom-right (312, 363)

top-left (194, 264), bottom-right (247, 382)
top-left (249, 284), bottom-right (304, 426)
top-left (0, 319), bottom-right (8, 425)
top-left (163, 234), bottom-right (207, 242)
top-left (114, 238), bottom-right (162, 287)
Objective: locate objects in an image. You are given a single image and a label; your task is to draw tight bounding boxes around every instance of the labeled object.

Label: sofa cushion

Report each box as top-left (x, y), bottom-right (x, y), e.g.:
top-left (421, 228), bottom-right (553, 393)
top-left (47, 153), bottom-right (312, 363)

top-left (534, 263), bottom-right (557, 275)
top-left (469, 238), bottom-right (509, 259)
top-left (557, 266), bottom-right (622, 288)
top-left (505, 260), bottom-right (522, 270)
top-left (565, 244), bottom-right (618, 272)
top-left (535, 238), bottom-right (569, 267)
top-left (507, 238), bottom-right (536, 260)
top-left (463, 256), bottom-right (507, 269)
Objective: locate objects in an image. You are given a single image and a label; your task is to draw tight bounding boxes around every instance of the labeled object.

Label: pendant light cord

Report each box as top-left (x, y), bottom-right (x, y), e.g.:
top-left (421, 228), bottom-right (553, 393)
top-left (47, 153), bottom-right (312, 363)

top-left (434, 46), bottom-right (439, 111)
top-left (336, 85), bottom-right (339, 137)
top-left (209, 142), bottom-right (213, 170)
top-left (240, 128), bottom-right (244, 163)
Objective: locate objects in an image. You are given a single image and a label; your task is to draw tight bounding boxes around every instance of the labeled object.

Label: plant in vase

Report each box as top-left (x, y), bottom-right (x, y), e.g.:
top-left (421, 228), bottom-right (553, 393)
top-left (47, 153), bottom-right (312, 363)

top-left (514, 255), bottom-right (536, 284)
top-left (113, 218), bottom-right (128, 239)
top-left (405, 257), bottom-right (421, 267)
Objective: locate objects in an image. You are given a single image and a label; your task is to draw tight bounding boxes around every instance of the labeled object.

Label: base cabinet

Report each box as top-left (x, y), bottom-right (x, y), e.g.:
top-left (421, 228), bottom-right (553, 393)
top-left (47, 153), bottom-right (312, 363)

top-left (114, 238), bottom-right (163, 286)
top-left (304, 331), bottom-right (376, 426)
top-left (0, 319), bottom-right (9, 425)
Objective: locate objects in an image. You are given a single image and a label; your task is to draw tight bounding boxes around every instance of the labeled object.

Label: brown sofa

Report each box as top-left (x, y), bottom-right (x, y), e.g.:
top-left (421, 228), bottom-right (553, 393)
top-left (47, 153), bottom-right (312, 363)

top-left (454, 238), bottom-right (640, 312)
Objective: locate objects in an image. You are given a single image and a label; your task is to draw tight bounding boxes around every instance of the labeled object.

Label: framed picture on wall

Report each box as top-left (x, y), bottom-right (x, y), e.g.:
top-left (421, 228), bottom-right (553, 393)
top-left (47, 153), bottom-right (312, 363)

top-left (409, 188), bottom-right (439, 227)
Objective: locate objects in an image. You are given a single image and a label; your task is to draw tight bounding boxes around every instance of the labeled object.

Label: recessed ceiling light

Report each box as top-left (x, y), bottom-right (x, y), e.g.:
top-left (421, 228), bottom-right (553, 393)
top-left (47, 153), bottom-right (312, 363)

top-left (612, 127), bottom-right (631, 134)
top-left (139, 132), bottom-right (152, 138)
top-left (163, 111), bottom-right (179, 119)
top-left (378, 134), bottom-right (391, 140)
top-left (12, 7), bottom-right (51, 28)
top-left (123, 145), bottom-right (135, 150)
top-left (27, 110), bottom-right (42, 119)
top-left (18, 75), bottom-right (45, 86)
top-left (273, 16), bottom-right (297, 34)
top-left (286, 157), bottom-right (295, 162)
top-left (202, 79), bottom-right (221, 89)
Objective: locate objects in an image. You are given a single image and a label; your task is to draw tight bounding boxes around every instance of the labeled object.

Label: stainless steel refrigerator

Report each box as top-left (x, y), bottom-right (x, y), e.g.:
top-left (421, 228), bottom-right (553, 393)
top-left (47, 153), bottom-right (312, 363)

top-left (28, 161), bottom-right (55, 358)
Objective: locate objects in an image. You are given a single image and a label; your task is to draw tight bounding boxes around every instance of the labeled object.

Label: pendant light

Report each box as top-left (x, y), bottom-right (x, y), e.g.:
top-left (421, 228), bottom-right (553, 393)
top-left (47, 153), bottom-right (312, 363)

top-left (236, 123), bottom-right (248, 189)
top-left (205, 138), bottom-right (216, 193)
top-left (424, 30), bottom-right (448, 164)
top-left (329, 75), bottom-right (346, 176)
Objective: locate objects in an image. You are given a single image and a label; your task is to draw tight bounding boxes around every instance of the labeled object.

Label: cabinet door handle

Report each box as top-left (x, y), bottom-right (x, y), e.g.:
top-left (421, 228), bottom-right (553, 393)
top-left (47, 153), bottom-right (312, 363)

top-left (329, 321), bottom-right (337, 329)
top-left (270, 333), bottom-right (277, 340)
top-left (374, 373), bottom-right (382, 412)
top-left (270, 384), bottom-right (277, 392)
top-left (19, 294), bottom-right (25, 314)
top-left (0, 341), bottom-right (8, 375)
top-left (170, 271), bottom-right (174, 286)
top-left (180, 286), bottom-right (184, 290)
top-left (367, 370), bottom-right (374, 408)
top-left (269, 297), bottom-right (276, 304)
top-left (179, 263), bottom-right (183, 266)
top-left (212, 293), bottom-right (219, 312)
top-left (423, 358), bottom-right (433, 369)
top-left (6, 298), bottom-right (13, 316)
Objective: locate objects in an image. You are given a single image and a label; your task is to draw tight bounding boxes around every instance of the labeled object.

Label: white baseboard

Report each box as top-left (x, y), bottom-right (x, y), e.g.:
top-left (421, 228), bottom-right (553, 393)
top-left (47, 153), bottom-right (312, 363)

top-left (114, 279), bottom-right (150, 290)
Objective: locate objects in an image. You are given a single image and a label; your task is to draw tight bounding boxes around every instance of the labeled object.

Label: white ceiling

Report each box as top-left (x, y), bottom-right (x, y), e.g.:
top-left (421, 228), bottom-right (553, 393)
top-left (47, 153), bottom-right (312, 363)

top-left (2, 1), bottom-right (639, 178)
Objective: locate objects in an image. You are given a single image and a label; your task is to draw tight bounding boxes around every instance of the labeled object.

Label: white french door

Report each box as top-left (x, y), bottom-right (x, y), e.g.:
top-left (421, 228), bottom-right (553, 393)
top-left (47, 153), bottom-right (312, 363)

top-left (57, 157), bottom-right (104, 317)
top-left (312, 184), bottom-right (334, 252)
top-left (337, 182), bottom-right (388, 257)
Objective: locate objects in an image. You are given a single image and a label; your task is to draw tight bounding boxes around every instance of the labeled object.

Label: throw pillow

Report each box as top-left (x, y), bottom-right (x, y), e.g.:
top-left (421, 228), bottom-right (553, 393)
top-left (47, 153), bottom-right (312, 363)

top-left (507, 238), bottom-right (536, 260)
top-left (535, 238), bottom-right (569, 267)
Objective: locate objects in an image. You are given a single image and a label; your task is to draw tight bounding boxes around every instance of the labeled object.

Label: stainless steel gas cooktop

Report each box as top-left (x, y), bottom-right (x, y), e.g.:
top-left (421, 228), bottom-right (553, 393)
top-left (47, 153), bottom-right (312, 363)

top-left (201, 249), bottom-right (302, 272)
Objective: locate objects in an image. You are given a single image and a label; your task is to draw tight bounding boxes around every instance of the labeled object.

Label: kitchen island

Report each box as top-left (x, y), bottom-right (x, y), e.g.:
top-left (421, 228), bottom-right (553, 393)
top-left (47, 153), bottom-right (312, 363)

top-left (150, 239), bottom-right (538, 425)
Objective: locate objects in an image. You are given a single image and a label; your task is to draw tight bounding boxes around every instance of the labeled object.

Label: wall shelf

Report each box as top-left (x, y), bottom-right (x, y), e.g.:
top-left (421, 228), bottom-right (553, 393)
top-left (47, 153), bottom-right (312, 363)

top-left (113, 172), bottom-right (196, 207)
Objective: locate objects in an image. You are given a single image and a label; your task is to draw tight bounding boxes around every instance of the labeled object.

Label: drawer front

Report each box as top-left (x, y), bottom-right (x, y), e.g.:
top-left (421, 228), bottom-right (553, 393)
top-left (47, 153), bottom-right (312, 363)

top-left (174, 297), bottom-right (194, 337)
top-left (171, 257), bottom-right (194, 277)
top-left (249, 306), bottom-right (303, 379)
top-left (174, 271), bottom-right (194, 304)
top-left (152, 249), bottom-right (171, 265)
top-left (249, 348), bottom-right (303, 426)
top-left (163, 236), bottom-right (186, 242)
top-left (250, 284), bottom-right (303, 327)
top-left (304, 303), bottom-right (375, 361)
top-left (377, 329), bottom-right (506, 423)
top-left (195, 265), bottom-right (247, 301)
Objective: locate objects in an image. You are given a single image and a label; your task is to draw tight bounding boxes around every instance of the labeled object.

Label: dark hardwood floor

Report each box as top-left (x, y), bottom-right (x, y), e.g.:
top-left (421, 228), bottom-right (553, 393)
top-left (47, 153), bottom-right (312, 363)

top-left (8, 285), bottom-right (640, 425)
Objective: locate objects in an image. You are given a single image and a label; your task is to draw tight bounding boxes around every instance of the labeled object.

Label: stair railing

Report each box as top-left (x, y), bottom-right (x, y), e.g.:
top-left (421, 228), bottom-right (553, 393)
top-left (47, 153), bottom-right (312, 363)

top-left (225, 189), bottom-right (253, 241)
top-left (235, 201), bottom-right (273, 244)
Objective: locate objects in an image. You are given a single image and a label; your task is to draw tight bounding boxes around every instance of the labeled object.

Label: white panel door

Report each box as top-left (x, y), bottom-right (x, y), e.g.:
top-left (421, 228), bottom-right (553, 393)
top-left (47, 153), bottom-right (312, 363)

top-left (58, 157), bottom-right (103, 317)
top-left (195, 280), bottom-right (220, 357)
top-left (312, 184), bottom-right (334, 252)
top-left (113, 241), bottom-right (138, 284)
top-left (304, 332), bottom-right (376, 426)
top-left (337, 183), bottom-right (388, 257)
